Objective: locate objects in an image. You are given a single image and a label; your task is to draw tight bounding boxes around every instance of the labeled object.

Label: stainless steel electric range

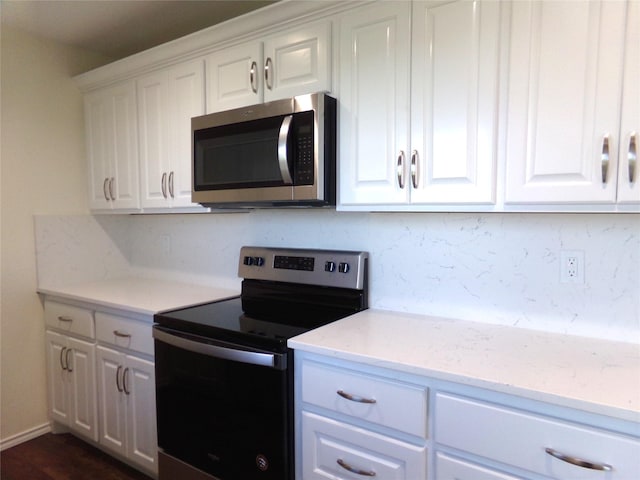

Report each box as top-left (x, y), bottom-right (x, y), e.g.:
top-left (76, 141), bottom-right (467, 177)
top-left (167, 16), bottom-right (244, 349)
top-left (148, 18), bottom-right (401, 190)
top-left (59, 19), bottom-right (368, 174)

top-left (153, 246), bottom-right (369, 480)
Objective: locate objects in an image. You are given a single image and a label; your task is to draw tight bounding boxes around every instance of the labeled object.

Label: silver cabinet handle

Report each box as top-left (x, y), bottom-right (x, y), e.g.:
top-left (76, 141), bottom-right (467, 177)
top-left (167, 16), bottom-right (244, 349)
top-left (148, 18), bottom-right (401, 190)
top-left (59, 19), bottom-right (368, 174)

top-left (57, 315), bottom-right (73, 323)
top-left (250, 61), bottom-right (258, 93)
top-left (116, 365), bottom-right (123, 392)
top-left (161, 172), bottom-right (167, 199)
top-left (113, 330), bottom-right (131, 338)
top-left (265, 57), bottom-right (273, 90)
top-left (397, 151), bottom-right (406, 189)
top-left (109, 177), bottom-right (115, 201)
top-left (545, 448), bottom-right (612, 472)
top-left (123, 367), bottom-right (130, 395)
top-left (65, 348), bottom-right (73, 373)
top-left (411, 149), bottom-right (419, 189)
top-left (628, 132), bottom-right (637, 184)
top-left (337, 459), bottom-right (376, 477)
top-left (103, 178), bottom-right (110, 201)
top-left (169, 171), bottom-right (175, 198)
top-left (337, 390), bottom-right (377, 404)
top-left (277, 115), bottom-right (294, 184)
top-left (60, 346), bottom-right (67, 371)
top-left (601, 134), bottom-right (610, 184)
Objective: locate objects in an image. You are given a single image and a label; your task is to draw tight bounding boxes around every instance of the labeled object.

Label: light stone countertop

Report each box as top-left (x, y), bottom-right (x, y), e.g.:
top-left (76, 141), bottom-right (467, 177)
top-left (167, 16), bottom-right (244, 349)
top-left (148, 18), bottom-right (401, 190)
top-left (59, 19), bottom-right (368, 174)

top-left (288, 309), bottom-right (640, 424)
top-left (38, 277), bottom-right (239, 315)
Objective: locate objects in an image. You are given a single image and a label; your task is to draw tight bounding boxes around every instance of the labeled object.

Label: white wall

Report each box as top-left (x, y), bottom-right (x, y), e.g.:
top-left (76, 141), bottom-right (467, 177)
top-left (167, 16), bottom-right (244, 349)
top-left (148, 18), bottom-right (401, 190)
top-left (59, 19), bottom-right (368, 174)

top-left (0, 25), bottom-right (110, 447)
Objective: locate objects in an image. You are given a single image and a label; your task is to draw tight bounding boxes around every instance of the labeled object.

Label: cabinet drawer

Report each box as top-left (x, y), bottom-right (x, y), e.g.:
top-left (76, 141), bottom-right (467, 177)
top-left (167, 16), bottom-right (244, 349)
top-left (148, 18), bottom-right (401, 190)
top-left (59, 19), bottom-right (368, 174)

top-left (302, 411), bottom-right (426, 480)
top-left (435, 393), bottom-right (640, 479)
top-left (45, 300), bottom-right (95, 339)
top-left (436, 453), bottom-right (523, 480)
top-left (301, 360), bottom-right (428, 438)
top-left (95, 313), bottom-right (153, 356)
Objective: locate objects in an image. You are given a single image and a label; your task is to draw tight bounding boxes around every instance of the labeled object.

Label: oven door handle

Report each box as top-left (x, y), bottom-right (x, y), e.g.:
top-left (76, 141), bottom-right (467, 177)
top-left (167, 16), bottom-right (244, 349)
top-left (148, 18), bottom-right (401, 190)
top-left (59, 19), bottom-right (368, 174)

top-left (153, 326), bottom-right (287, 370)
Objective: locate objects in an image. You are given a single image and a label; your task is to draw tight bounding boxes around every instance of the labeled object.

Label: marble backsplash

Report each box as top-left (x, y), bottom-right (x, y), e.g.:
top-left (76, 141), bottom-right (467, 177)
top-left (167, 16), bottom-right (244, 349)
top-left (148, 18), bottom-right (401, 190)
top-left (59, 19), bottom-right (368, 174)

top-left (34, 211), bottom-right (640, 343)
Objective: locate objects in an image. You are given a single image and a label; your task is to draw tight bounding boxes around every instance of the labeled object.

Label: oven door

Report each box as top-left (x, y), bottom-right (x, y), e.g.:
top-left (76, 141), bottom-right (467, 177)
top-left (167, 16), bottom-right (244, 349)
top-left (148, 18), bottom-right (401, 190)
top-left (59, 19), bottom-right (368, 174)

top-left (153, 326), bottom-right (293, 480)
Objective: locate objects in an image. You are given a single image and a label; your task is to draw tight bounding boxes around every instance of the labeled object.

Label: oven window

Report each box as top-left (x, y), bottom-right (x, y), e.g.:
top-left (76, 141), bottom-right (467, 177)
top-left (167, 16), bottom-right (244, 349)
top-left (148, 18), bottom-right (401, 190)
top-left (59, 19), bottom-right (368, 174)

top-left (155, 338), bottom-right (292, 480)
top-left (194, 116), bottom-right (286, 190)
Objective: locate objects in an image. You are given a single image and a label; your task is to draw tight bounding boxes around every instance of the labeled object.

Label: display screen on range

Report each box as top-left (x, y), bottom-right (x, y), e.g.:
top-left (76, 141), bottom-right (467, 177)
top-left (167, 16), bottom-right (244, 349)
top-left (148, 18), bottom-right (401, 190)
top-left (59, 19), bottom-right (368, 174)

top-left (273, 255), bottom-right (315, 271)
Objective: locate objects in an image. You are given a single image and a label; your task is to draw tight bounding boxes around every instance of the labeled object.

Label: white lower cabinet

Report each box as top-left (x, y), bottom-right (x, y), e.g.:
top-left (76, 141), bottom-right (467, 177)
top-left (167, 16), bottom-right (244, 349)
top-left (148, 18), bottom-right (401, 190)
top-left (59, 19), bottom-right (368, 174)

top-left (435, 453), bottom-right (522, 480)
top-left (96, 313), bottom-right (157, 476)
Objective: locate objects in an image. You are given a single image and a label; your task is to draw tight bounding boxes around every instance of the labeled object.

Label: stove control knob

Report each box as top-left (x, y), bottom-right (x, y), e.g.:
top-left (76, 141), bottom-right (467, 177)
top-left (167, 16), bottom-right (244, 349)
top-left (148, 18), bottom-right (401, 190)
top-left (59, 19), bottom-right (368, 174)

top-left (338, 262), bottom-right (350, 274)
top-left (254, 256), bottom-right (265, 267)
top-left (324, 261), bottom-right (336, 273)
top-left (243, 256), bottom-right (254, 266)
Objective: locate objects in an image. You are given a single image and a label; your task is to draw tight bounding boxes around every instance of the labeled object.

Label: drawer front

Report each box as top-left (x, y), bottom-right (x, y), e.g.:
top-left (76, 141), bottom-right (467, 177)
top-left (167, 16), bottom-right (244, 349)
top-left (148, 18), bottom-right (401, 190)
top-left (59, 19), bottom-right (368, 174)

top-left (302, 411), bottom-right (426, 480)
top-left (95, 312), bottom-right (153, 356)
top-left (435, 393), bottom-right (640, 480)
top-left (45, 300), bottom-right (95, 339)
top-left (436, 453), bottom-right (523, 480)
top-left (301, 360), bottom-right (428, 438)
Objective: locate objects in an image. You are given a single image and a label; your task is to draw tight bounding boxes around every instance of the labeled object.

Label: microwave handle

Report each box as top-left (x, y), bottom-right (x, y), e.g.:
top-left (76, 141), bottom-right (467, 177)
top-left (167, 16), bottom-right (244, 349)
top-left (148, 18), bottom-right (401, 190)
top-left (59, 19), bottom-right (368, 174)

top-left (277, 115), bottom-right (294, 185)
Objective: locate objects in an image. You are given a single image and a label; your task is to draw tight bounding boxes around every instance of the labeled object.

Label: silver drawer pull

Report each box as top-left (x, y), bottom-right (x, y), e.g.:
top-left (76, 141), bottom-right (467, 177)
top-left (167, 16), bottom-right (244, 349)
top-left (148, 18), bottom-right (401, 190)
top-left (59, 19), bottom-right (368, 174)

top-left (337, 459), bottom-right (376, 476)
top-left (628, 132), bottom-right (637, 183)
top-left (337, 390), bottom-right (377, 404)
top-left (113, 330), bottom-right (132, 338)
top-left (545, 447), bottom-right (612, 472)
top-left (57, 316), bottom-right (73, 322)
top-left (601, 134), bottom-right (610, 184)
top-left (116, 365), bottom-right (123, 392)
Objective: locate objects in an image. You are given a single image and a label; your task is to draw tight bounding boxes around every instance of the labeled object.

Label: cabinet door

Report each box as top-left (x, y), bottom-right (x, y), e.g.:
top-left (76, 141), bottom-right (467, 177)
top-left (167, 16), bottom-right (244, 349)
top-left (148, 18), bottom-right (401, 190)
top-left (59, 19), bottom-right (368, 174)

top-left (125, 355), bottom-right (157, 474)
top-left (167, 60), bottom-right (205, 207)
top-left (436, 453), bottom-right (522, 480)
top-left (616, 0), bottom-right (640, 204)
top-left (138, 70), bottom-right (170, 209)
top-left (410, 0), bottom-right (500, 204)
top-left (85, 92), bottom-right (112, 210)
top-left (96, 346), bottom-right (127, 457)
top-left (338, 1), bottom-right (411, 206)
top-left (505, 0), bottom-right (627, 204)
top-left (45, 330), bottom-right (70, 425)
top-left (206, 42), bottom-right (263, 113)
top-left (67, 337), bottom-right (98, 441)
top-left (263, 21), bottom-right (331, 102)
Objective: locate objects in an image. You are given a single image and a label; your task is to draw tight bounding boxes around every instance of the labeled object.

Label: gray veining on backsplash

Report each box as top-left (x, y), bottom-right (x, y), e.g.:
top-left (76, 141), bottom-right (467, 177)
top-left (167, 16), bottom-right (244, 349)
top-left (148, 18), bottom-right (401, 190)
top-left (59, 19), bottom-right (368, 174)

top-left (34, 211), bottom-right (640, 343)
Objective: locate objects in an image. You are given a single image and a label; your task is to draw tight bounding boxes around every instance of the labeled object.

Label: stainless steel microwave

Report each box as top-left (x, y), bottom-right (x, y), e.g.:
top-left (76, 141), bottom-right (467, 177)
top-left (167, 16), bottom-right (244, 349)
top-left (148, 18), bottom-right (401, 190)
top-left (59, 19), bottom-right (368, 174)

top-left (191, 92), bottom-right (336, 208)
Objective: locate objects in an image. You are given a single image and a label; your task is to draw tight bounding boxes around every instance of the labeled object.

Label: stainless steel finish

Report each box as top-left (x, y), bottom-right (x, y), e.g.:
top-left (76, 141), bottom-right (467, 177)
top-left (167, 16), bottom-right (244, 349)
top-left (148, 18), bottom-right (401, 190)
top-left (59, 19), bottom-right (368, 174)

top-left (60, 347), bottom-right (67, 371)
top-left (169, 171), bottom-right (175, 198)
top-left (278, 115), bottom-right (294, 184)
top-left (545, 447), bottom-right (612, 472)
top-left (602, 134), bottom-right (610, 184)
top-left (123, 367), bottom-right (130, 395)
top-left (161, 172), bottom-right (167, 199)
top-left (337, 459), bottom-right (376, 476)
top-left (629, 132), bottom-right (637, 183)
top-left (265, 57), bottom-right (273, 90)
top-left (397, 151), bottom-right (406, 189)
top-left (153, 327), bottom-right (287, 370)
top-left (113, 330), bottom-right (131, 338)
top-left (57, 316), bottom-right (73, 323)
top-left (109, 177), bottom-right (115, 201)
top-left (411, 149), bottom-right (419, 189)
top-left (337, 390), bottom-right (376, 404)
top-left (65, 348), bottom-right (73, 372)
top-left (238, 246), bottom-right (369, 290)
top-left (191, 92), bottom-right (332, 206)
top-left (116, 365), bottom-right (123, 392)
top-left (250, 61), bottom-right (258, 93)
top-left (158, 450), bottom-right (220, 480)
top-left (103, 178), bottom-right (110, 201)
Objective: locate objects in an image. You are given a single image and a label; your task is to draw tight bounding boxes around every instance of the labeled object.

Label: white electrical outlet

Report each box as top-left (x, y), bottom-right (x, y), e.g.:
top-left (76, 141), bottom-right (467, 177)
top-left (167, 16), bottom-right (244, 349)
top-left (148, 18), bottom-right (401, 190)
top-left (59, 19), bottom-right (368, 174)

top-left (560, 250), bottom-right (584, 284)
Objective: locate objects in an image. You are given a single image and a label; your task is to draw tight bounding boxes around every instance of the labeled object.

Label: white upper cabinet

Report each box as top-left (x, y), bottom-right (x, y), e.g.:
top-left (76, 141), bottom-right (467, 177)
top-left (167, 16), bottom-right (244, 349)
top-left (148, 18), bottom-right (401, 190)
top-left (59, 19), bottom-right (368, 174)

top-left (338, 1), bottom-right (412, 206)
top-left (85, 81), bottom-right (140, 212)
top-left (505, 0), bottom-right (635, 205)
top-left (617, 0), bottom-right (640, 204)
top-left (205, 21), bottom-right (331, 113)
top-left (338, 0), bottom-right (501, 209)
top-left (138, 59), bottom-right (206, 210)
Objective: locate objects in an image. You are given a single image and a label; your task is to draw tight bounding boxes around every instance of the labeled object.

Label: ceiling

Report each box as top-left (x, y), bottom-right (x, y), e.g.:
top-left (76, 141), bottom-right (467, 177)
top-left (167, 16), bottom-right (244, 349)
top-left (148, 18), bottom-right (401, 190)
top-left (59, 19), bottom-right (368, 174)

top-left (1, 0), bottom-right (277, 61)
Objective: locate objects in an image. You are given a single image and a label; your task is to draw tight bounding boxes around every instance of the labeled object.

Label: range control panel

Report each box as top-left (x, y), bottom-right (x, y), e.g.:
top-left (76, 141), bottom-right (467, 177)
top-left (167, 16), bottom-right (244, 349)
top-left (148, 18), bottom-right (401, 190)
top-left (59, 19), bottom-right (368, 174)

top-left (238, 247), bottom-right (368, 290)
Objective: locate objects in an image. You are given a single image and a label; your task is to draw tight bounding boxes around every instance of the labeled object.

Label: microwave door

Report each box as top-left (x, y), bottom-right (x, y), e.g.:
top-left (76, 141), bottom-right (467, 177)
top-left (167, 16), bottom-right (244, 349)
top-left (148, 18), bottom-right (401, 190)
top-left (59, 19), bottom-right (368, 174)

top-left (277, 115), bottom-right (294, 185)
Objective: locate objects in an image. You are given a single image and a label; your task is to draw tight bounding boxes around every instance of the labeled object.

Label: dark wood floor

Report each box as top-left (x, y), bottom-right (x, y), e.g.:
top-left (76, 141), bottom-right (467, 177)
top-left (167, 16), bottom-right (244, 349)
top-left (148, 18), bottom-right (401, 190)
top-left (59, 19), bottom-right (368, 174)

top-left (0, 433), bottom-right (152, 480)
